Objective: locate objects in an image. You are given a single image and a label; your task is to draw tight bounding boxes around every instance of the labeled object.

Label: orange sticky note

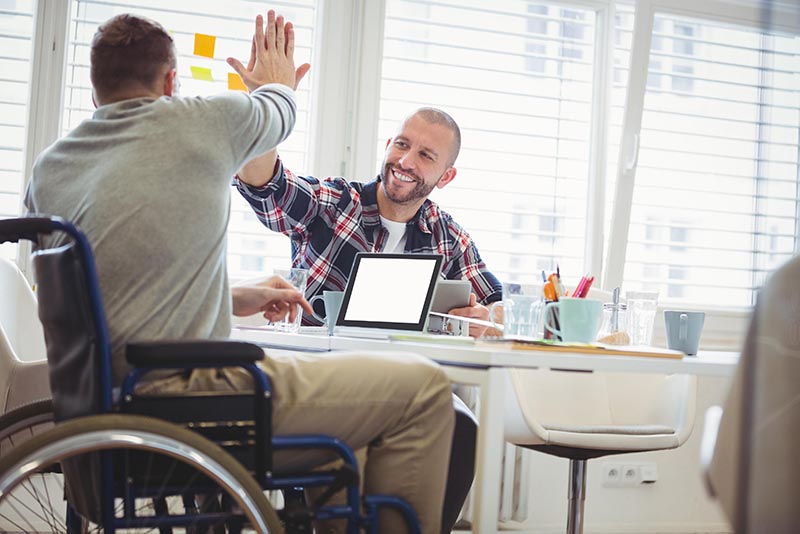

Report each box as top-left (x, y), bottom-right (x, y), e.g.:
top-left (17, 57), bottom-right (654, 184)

top-left (193, 33), bottom-right (216, 58)
top-left (190, 66), bottom-right (214, 81)
top-left (228, 73), bottom-right (248, 92)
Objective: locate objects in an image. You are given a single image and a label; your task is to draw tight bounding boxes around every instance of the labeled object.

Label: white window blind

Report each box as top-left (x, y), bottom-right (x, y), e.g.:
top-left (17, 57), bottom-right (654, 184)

top-left (63, 0), bottom-right (317, 280)
top-left (0, 0), bottom-right (34, 261)
top-left (623, 13), bottom-right (799, 308)
top-left (377, 0), bottom-right (600, 285)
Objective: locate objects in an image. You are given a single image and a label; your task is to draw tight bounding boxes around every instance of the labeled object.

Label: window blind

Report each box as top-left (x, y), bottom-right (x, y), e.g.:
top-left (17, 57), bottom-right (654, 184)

top-left (376, 0), bottom-right (599, 285)
top-left (0, 1), bottom-right (34, 261)
top-left (623, 13), bottom-right (799, 308)
top-left (63, 0), bottom-right (318, 280)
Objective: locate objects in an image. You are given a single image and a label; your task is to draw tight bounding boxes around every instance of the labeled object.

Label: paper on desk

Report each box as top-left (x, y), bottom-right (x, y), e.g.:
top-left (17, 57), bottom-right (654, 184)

top-left (429, 311), bottom-right (502, 331)
top-left (389, 333), bottom-right (476, 344)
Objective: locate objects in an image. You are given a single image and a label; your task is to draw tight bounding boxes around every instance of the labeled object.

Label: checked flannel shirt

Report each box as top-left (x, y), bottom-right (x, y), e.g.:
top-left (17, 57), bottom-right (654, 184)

top-left (235, 162), bottom-right (502, 326)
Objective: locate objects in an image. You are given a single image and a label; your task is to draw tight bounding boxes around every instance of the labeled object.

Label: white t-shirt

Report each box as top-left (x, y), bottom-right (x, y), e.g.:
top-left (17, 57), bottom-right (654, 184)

top-left (380, 216), bottom-right (408, 253)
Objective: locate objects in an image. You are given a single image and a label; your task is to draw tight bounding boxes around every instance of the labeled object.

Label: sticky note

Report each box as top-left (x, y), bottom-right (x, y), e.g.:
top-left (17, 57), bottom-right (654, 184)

top-left (228, 73), bottom-right (248, 92)
top-left (190, 66), bottom-right (214, 81)
top-left (193, 33), bottom-right (216, 58)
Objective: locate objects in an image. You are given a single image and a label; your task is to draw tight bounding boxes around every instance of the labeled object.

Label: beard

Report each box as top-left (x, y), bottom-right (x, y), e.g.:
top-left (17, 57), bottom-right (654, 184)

top-left (380, 164), bottom-right (438, 205)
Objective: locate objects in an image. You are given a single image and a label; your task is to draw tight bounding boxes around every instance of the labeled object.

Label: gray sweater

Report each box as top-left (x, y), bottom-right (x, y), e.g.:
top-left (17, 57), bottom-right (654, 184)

top-left (26, 84), bottom-right (295, 384)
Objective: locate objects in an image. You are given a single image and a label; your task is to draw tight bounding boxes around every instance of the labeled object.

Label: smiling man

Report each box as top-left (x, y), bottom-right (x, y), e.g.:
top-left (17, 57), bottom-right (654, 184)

top-left (234, 107), bottom-right (501, 533)
top-left (235, 107), bottom-right (501, 328)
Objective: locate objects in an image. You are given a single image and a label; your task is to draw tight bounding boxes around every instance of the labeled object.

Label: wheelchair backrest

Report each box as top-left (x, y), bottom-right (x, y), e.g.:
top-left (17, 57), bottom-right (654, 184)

top-left (34, 242), bottom-right (106, 421)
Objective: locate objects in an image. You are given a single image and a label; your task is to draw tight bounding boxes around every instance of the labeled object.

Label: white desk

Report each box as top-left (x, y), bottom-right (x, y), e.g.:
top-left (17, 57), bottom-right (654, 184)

top-left (231, 326), bottom-right (739, 533)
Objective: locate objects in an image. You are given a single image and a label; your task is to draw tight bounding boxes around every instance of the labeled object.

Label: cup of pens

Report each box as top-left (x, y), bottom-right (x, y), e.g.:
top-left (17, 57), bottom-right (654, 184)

top-left (489, 283), bottom-right (545, 339)
top-left (541, 271), bottom-right (594, 341)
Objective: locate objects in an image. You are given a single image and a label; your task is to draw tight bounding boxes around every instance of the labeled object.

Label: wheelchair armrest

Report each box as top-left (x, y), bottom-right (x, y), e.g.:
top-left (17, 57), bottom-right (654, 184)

top-left (126, 340), bottom-right (265, 368)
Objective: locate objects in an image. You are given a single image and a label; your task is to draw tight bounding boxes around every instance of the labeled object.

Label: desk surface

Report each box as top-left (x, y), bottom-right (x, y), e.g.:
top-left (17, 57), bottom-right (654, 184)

top-left (232, 326), bottom-right (739, 377)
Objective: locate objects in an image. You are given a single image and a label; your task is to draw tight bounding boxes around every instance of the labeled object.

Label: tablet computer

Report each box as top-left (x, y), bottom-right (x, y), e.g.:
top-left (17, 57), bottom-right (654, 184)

top-left (336, 252), bottom-right (444, 332)
top-left (430, 279), bottom-right (472, 313)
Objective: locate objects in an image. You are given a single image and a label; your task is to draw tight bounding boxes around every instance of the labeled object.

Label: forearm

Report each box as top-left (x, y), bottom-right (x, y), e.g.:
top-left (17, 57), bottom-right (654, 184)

top-left (238, 148), bottom-right (279, 187)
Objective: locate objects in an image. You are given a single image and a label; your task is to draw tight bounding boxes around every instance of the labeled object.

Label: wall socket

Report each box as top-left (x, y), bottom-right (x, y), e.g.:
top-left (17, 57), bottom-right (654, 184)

top-left (601, 461), bottom-right (658, 487)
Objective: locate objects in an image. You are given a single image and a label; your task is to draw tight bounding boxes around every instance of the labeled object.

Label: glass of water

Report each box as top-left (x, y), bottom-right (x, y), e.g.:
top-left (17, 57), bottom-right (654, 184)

top-left (625, 290), bottom-right (659, 345)
top-left (489, 282), bottom-right (545, 339)
top-left (272, 268), bottom-right (309, 333)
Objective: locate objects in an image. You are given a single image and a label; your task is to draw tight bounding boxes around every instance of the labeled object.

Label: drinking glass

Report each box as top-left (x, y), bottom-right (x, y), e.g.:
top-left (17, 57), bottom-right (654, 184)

top-left (273, 268), bottom-right (309, 333)
top-left (626, 290), bottom-right (659, 345)
top-left (489, 283), bottom-right (544, 339)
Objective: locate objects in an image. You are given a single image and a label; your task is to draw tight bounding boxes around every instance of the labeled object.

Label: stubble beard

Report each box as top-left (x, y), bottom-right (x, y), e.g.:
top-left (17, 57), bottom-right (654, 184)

top-left (380, 163), bottom-right (437, 205)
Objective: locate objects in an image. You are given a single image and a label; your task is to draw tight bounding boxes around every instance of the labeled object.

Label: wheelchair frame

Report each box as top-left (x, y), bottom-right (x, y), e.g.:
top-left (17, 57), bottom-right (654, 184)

top-left (0, 216), bottom-right (421, 534)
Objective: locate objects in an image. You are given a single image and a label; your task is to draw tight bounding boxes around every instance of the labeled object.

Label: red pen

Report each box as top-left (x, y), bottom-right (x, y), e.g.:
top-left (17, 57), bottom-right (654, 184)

top-left (579, 276), bottom-right (595, 298)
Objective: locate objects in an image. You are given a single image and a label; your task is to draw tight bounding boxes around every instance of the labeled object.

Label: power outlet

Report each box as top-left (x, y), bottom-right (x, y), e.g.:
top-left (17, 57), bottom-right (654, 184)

top-left (602, 461), bottom-right (658, 487)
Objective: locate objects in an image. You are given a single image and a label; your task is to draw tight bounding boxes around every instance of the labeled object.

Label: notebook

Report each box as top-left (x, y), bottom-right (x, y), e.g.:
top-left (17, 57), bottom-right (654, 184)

top-left (334, 253), bottom-right (444, 339)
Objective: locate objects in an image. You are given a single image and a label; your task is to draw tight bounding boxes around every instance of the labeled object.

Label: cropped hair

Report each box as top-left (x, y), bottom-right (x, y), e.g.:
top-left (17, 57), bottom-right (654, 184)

top-left (90, 14), bottom-right (176, 99)
top-left (413, 107), bottom-right (461, 166)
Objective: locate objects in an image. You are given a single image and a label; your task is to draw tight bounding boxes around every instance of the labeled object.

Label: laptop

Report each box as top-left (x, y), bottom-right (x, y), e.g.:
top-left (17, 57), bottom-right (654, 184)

top-left (334, 253), bottom-right (444, 339)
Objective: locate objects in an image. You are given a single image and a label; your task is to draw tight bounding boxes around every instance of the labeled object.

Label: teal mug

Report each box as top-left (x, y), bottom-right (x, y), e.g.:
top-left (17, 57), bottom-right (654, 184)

top-left (664, 310), bottom-right (705, 356)
top-left (543, 298), bottom-right (602, 343)
top-left (310, 290), bottom-right (345, 336)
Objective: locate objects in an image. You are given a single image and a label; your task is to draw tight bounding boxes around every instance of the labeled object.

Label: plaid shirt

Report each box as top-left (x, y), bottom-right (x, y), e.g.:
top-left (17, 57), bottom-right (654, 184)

top-left (235, 163), bottom-right (502, 325)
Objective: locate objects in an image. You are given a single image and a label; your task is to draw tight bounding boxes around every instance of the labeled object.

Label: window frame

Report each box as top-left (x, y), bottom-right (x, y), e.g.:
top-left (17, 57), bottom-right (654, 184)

top-left (12, 0), bottom-right (800, 350)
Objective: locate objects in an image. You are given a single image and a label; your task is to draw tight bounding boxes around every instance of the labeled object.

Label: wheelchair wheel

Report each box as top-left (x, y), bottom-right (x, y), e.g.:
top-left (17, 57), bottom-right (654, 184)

top-left (0, 414), bottom-right (283, 533)
top-left (0, 398), bottom-right (55, 456)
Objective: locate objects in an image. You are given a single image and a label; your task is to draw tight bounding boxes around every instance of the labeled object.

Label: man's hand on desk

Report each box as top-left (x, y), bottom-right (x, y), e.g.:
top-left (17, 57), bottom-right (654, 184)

top-left (232, 276), bottom-right (313, 321)
top-left (448, 293), bottom-right (492, 338)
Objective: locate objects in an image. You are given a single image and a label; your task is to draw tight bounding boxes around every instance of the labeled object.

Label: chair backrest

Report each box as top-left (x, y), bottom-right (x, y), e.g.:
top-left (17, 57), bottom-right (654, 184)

top-left (708, 256), bottom-right (800, 532)
top-left (0, 257), bottom-right (46, 362)
top-left (504, 368), bottom-right (696, 446)
top-left (0, 217), bottom-right (113, 421)
top-left (0, 257), bottom-right (49, 415)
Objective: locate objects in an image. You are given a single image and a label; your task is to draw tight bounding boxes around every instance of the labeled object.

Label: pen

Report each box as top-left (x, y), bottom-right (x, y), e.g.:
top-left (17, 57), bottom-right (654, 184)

top-left (579, 276), bottom-right (595, 298)
top-left (573, 276), bottom-right (587, 298)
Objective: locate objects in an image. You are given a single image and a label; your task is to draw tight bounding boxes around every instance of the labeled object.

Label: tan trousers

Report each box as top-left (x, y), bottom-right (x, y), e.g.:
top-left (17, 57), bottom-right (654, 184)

top-left (138, 350), bottom-right (455, 534)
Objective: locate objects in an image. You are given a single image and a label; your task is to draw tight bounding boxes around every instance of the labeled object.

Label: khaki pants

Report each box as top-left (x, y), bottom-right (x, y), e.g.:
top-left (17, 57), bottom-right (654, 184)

top-left (138, 350), bottom-right (454, 534)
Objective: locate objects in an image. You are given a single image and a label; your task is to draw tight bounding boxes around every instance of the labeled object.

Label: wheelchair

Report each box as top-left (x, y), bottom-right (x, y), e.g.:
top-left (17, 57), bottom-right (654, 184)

top-left (0, 216), bottom-right (421, 533)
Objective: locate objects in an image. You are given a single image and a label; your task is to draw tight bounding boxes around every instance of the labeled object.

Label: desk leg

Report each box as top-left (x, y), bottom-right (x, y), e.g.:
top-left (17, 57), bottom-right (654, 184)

top-left (471, 367), bottom-right (505, 534)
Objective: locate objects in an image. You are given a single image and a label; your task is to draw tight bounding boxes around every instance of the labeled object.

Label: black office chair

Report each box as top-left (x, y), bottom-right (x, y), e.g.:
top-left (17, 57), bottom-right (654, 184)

top-left (0, 216), bottom-right (420, 534)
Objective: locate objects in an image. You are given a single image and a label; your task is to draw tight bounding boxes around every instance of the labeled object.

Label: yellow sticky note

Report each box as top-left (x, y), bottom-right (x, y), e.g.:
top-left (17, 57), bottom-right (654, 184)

top-left (193, 33), bottom-right (216, 58)
top-left (190, 66), bottom-right (214, 81)
top-left (228, 73), bottom-right (248, 92)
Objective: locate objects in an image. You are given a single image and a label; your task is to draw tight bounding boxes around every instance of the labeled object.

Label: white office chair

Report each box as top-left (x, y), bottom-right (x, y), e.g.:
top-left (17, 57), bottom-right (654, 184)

top-left (505, 368), bottom-right (697, 534)
top-left (0, 257), bottom-right (50, 415)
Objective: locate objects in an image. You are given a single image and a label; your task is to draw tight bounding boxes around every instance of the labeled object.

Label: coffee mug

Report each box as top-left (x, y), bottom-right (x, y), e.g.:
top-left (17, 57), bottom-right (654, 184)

top-left (489, 283), bottom-right (544, 339)
top-left (543, 298), bottom-right (602, 343)
top-left (664, 310), bottom-right (705, 356)
top-left (310, 290), bottom-right (345, 336)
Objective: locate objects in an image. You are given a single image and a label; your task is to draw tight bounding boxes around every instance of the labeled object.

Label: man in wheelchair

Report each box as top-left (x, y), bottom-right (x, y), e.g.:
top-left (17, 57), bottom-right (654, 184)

top-left (23, 8), bottom-right (454, 533)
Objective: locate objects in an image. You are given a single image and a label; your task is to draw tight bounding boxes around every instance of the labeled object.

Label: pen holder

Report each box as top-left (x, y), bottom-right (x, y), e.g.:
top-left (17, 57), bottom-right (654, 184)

top-left (543, 298), bottom-right (602, 343)
top-left (543, 305), bottom-right (561, 341)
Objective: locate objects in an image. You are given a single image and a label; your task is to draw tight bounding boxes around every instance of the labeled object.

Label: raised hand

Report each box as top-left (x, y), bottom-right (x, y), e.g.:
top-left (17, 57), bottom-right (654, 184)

top-left (227, 9), bottom-right (311, 92)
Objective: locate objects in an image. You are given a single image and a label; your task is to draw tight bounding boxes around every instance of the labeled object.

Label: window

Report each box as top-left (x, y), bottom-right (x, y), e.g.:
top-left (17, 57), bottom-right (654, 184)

top-left (622, 13), bottom-right (800, 308)
top-left (62, 0), bottom-right (318, 279)
top-left (377, 0), bottom-right (601, 284)
top-left (0, 0), bottom-right (34, 261)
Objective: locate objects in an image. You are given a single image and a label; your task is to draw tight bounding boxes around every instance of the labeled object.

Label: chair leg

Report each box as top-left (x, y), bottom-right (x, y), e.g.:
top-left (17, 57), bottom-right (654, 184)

top-left (566, 459), bottom-right (587, 534)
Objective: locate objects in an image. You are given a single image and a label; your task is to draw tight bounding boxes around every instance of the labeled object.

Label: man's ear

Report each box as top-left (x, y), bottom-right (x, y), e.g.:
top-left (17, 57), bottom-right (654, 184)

top-left (437, 167), bottom-right (457, 189)
top-left (163, 69), bottom-right (177, 97)
top-left (385, 138), bottom-right (392, 149)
